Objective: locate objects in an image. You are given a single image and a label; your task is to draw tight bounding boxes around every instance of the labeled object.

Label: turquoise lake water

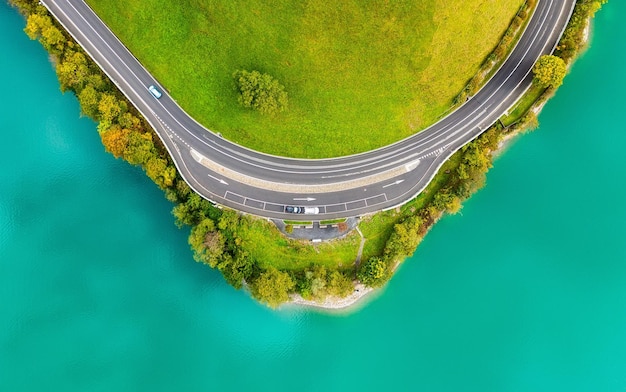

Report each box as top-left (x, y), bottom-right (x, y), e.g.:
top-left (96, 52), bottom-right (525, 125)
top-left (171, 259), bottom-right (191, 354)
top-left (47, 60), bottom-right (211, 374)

top-left (1, 2), bottom-right (625, 390)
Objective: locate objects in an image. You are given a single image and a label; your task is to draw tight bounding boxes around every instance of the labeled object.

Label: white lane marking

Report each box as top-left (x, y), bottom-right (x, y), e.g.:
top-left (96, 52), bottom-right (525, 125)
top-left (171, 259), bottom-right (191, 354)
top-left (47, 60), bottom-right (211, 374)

top-left (66, 0), bottom-right (532, 182)
top-left (41, 1), bottom-right (230, 211)
top-left (153, 113), bottom-right (191, 148)
top-left (409, 0), bottom-right (562, 158)
top-left (184, 0), bottom-right (558, 176)
top-left (207, 174), bottom-right (229, 186)
top-left (419, 0), bottom-right (568, 159)
top-left (382, 0), bottom-right (570, 212)
top-left (45, 0), bottom-right (572, 217)
top-left (191, 0), bottom-right (551, 172)
top-left (52, 0), bottom-right (558, 179)
top-left (382, 180), bottom-right (405, 189)
top-left (293, 197), bottom-right (316, 201)
top-left (180, 0), bottom-right (558, 173)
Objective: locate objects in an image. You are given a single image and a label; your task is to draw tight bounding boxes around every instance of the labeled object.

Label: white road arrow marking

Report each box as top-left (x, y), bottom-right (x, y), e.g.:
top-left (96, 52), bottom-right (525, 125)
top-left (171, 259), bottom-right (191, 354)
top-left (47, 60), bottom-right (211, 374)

top-left (382, 179), bottom-right (405, 188)
top-left (207, 174), bottom-right (229, 185)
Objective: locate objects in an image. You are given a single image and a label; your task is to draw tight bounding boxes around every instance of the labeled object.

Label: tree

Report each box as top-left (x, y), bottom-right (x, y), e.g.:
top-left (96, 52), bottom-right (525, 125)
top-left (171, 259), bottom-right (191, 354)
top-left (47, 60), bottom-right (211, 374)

top-left (123, 131), bottom-right (155, 165)
top-left (385, 215), bottom-right (422, 257)
top-left (357, 257), bottom-right (388, 287)
top-left (78, 84), bottom-right (100, 118)
top-left (24, 13), bottom-right (64, 53)
top-left (218, 209), bottom-right (241, 237)
top-left (86, 73), bottom-right (106, 91)
top-left (145, 157), bottom-right (175, 188)
top-left (98, 93), bottom-right (124, 123)
top-left (188, 218), bottom-right (225, 267)
top-left (299, 266), bottom-right (328, 300)
top-left (99, 125), bottom-right (130, 158)
top-left (56, 51), bottom-right (90, 92)
top-left (118, 112), bottom-right (142, 132)
top-left (172, 203), bottom-right (194, 228)
top-left (251, 267), bottom-right (295, 307)
top-left (216, 252), bottom-right (256, 289)
top-left (533, 55), bottom-right (567, 88)
top-left (233, 70), bottom-right (288, 115)
top-left (433, 191), bottom-right (462, 215)
top-left (173, 192), bottom-right (216, 227)
top-left (326, 271), bottom-right (354, 297)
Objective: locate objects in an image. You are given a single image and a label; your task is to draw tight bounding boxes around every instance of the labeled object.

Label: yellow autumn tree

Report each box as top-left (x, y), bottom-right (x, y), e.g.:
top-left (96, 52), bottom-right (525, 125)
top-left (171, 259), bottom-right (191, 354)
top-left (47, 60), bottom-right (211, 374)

top-left (100, 125), bottom-right (130, 159)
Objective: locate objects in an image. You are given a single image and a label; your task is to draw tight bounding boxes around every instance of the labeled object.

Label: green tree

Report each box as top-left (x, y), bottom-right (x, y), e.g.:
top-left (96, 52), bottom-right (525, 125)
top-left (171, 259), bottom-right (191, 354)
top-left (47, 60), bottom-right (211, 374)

top-left (189, 218), bottom-right (225, 267)
top-left (218, 209), bottom-right (241, 239)
top-left (251, 267), bottom-right (295, 307)
top-left (299, 266), bottom-right (328, 300)
top-left (24, 13), bottom-right (64, 53)
top-left (145, 157), bottom-right (175, 188)
top-left (433, 191), bottom-right (462, 215)
top-left (385, 215), bottom-right (422, 257)
top-left (533, 55), bottom-right (567, 88)
top-left (56, 51), bottom-right (90, 92)
top-left (216, 252), bottom-right (256, 289)
top-left (173, 192), bottom-right (217, 227)
top-left (118, 112), bottom-right (142, 132)
top-left (326, 271), bottom-right (354, 297)
top-left (98, 93), bottom-right (124, 123)
top-left (86, 73), bottom-right (107, 91)
top-left (123, 131), bottom-right (155, 165)
top-left (233, 70), bottom-right (288, 115)
top-left (357, 257), bottom-right (388, 287)
top-left (172, 203), bottom-right (194, 227)
top-left (78, 84), bottom-right (100, 118)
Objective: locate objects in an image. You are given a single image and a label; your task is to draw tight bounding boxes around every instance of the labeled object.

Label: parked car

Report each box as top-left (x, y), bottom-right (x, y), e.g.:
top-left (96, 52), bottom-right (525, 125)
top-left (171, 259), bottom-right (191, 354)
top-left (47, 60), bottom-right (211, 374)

top-left (303, 207), bottom-right (319, 214)
top-left (285, 206), bottom-right (320, 214)
top-left (285, 206), bottom-right (301, 213)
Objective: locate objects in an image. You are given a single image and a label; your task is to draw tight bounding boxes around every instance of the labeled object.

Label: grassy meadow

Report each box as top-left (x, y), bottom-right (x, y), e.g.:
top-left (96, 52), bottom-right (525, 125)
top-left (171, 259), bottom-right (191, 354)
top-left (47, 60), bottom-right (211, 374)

top-left (86, 0), bottom-right (523, 158)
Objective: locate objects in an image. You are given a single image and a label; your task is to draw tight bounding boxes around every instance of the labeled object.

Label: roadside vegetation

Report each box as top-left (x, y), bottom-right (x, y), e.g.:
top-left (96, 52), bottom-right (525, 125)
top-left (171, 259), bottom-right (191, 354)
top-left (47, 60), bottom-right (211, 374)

top-left (84, 0), bottom-right (523, 158)
top-left (502, 0), bottom-right (608, 129)
top-left (533, 55), bottom-right (567, 88)
top-left (11, 0), bottom-right (607, 308)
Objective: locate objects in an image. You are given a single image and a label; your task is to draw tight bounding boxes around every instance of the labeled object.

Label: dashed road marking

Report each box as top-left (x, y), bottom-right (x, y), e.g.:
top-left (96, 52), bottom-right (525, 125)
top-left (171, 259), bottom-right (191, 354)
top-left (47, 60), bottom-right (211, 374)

top-left (153, 113), bottom-right (191, 149)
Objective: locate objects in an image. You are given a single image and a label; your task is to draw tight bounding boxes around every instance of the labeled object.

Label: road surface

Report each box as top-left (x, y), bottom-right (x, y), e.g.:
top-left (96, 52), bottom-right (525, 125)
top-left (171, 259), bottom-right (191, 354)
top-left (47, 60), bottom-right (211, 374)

top-left (42, 0), bottom-right (576, 220)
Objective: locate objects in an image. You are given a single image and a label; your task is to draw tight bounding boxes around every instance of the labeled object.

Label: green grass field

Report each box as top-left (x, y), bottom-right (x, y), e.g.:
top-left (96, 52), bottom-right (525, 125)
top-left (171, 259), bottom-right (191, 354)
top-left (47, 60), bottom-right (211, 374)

top-left (237, 218), bottom-right (360, 271)
top-left (86, 0), bottom-right (523, 158)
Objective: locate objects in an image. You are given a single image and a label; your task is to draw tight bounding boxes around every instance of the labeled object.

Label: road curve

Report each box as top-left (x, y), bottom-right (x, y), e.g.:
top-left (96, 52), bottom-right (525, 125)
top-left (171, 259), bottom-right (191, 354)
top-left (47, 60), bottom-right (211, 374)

top-left (42, 0), bottom-right (576, 220)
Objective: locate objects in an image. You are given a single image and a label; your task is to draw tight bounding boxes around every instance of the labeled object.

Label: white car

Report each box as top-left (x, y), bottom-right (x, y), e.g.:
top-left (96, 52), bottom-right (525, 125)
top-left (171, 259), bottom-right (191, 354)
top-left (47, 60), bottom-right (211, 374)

top-left (285, 206), bottom-right (319, 214)
top-left (148, 85), bottom-right (162, 99)
top-left (303, 207), bottom-right (319, 214)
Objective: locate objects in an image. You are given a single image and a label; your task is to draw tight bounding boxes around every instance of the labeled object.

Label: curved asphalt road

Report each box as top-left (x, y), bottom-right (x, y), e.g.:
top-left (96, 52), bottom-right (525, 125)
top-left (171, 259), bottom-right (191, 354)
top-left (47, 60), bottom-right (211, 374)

top-left (42, 0), bottom-right (575, 220)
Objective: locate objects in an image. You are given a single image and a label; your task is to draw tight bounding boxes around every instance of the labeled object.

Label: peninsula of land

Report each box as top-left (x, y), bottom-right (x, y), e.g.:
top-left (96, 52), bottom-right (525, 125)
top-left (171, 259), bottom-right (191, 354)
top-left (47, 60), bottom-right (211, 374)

top-left (11, 0), bottom-right (607, 309)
